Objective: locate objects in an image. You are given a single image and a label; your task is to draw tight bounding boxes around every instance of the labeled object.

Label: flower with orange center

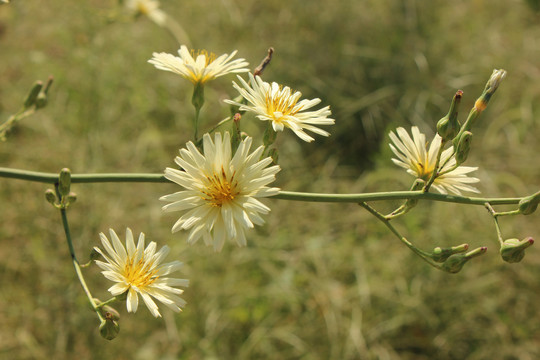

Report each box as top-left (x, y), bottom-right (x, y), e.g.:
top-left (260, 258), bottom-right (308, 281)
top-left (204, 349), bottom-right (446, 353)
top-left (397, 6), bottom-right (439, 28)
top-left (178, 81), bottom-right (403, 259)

top-left (225, 73), bottom-right (335, 142)
top-left (389, 126), bottom-right (480, 195)
top-left (94, 228), bottom-right (189, 318)
top-left (148, 45), bottom-right (249, 85)
top-left (161, 132), bottom-right (281, 251)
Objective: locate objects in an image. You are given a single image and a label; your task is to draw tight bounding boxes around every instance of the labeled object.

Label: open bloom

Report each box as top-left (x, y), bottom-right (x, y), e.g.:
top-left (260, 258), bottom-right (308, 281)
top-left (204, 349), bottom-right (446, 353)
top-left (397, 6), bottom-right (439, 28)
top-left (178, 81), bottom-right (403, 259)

top-left (225, 73), bottom-right (335, 142)
top-left (125, 0), bottom-right (167, 26)
top-left (148, 45), bottom-right (249, 85)
top-left (94, 228), bottom-right (189, 318)
top-left (389, 126), bottom-right (480, 195)
top-left (161, 132), bottom-right (281, 251)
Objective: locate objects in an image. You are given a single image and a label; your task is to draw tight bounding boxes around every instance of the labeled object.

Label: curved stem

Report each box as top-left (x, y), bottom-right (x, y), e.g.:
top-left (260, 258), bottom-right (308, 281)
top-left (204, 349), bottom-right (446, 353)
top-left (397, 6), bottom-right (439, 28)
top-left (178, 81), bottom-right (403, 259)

top-left (60, 205), bottom-right (104, 323)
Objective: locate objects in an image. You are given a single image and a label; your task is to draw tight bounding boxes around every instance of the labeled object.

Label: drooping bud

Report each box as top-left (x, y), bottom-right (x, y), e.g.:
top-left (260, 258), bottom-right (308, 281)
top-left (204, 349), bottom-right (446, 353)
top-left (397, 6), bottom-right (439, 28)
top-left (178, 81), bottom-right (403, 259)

top-left (518, 191), bottom-right (540, 215)
top-left (453, 131), bottom-right (473, 165)
top-left (99, 313), bottom-right (120, 340)
top-left (437, 90), bottom-right (463, 142)
top-left (500, 237), bottom-right (534, 263)
top-left (431, 243), bottom-right (469, 263)
top-left (441, 246), bottom-right (487, 273)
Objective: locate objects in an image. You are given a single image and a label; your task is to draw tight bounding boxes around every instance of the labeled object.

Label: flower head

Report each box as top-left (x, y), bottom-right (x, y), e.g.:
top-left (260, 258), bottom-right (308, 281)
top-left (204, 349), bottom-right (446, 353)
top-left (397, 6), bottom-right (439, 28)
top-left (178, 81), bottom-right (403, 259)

top-left (225, 73), bottom-right (335, 142)
top-left (389, 126), bottom-right (480, 195)
top-left (148, 45), bottom-right (249, 85)
top-left (125, 0), bottom-right (167, 26)
top-left (94, 228), bottom-right (189, 318)
top-left (161, 132), bottom-right (281, 251)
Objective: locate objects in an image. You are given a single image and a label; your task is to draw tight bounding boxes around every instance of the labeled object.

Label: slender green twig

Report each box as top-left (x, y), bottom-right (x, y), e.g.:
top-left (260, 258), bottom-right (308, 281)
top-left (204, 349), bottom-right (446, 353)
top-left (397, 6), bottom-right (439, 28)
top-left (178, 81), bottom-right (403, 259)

top-left (59, 203), bottom-right (104, 323)
top-left (359, 202), bottom-right (441, 269)
top-left (423, 140), bottom-right (447, 193)
top-left (485, 202), bottom-right (505, 246)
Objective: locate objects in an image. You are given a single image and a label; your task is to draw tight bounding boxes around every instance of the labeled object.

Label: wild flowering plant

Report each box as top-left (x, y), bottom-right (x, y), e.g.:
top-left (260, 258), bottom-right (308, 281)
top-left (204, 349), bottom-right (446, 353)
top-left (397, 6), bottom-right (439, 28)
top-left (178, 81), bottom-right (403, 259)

top-left (0, 2), bottom-right (538, 340)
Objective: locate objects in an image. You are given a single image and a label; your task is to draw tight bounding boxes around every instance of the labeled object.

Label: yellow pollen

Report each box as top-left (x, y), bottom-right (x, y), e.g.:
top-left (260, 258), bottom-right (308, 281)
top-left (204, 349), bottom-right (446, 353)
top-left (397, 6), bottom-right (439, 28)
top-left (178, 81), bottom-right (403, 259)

top-left (190, 49), bottom-right (217, 66)
top-left (202, 168), bottom-right (239, 207)
top-left (124, 258), bottom-right (158, 288)
top-left (265, 87), bottom-right (302, 123)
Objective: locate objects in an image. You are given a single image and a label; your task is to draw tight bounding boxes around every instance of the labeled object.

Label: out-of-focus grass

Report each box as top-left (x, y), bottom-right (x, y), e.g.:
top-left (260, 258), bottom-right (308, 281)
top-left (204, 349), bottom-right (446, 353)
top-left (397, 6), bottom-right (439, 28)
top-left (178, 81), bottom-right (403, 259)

top-left (0, 0), bottom-right (539, 359)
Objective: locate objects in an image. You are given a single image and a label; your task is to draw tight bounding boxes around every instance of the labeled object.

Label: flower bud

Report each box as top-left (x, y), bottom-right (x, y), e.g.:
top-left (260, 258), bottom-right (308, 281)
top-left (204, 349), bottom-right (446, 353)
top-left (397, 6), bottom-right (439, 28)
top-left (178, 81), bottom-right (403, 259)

top-left (474, 69), bottom-right (507, 114)
top-left (99, 313), bottom-right (120, 340)
top-left (268, 148), bottom-right (279, 165)
top-left (500, 237), bottom-right (534, 263)
top-left (437, 90), bottom-right (462, 142)
top-left (431, 243), bottom-right (469, 263)
top-left (441, 246), bottom-right (487, 273)
top-left (58, 168), bottom-right (72, 197)
top-left (518, 191), bottom-right (540, 215)
top-left (23, 81), bottom-right (43, 109)
top-left (45, 189), bottom-right (57, 206)
top-left (453, 131), bottom-right (472, 165)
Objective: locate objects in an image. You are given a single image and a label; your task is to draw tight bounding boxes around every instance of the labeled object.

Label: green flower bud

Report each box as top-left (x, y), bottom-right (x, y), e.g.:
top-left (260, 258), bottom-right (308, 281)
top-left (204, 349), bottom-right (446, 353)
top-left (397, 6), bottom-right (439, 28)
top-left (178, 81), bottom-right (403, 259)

top-left (518, 191), bottom-right (540, 215)
top-left (23, 81), bottom-right (43, 109)
top-left (441, 246), bottom-right (487, 274)
top-left (99, 314), bottom-right (120, 340)
top-left (500, 237), bottom-right (534, 263)
top-left (35, 76), bottom-right (53, 109)
top-left (66, 192), bottom-right (77, 206)
top-left (437, 90), bottom-right (463, 142)
top-left (45, 189), bottom-right (57, 206)
top-left (453, 131), bottom-right (473, 165)
top-left (431, 243), bottom-right (469, 263)
top-left (58, 168), bottom-right (72, 197)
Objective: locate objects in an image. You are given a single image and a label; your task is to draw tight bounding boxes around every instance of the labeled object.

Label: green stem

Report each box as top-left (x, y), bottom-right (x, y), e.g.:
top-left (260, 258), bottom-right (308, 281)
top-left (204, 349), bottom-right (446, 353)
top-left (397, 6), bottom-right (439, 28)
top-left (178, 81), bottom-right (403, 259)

top-left (0, 167), bottom-right (529, 206)
top-left (423, 140), bottom-right (447, 192)
top-left (96, 297), bottom-right (118, 309)
top-left (359, 202), bottom-right (441, 269)
top-left (60, 205), bottom-right (104, 323)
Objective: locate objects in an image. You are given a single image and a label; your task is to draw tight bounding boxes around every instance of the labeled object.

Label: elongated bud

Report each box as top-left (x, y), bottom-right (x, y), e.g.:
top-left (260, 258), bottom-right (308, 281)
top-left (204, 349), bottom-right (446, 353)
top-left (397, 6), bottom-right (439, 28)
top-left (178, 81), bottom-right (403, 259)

top-left (518, 191), bottom-right (540, 215)
top-left (437, 90), bottom-right (463, 142)
top-left (431, 243), bottom-right (469, 263)
top-left (45, 189), bottom-right (57, 206)
top-left (99, 313), bottom-right (120, 340)
top-left (58, 168), bottom-right (72, 197)
top-left (23, 81), bottom-right (43, 109)
top-left (441, 246), bottom-right (487, 273)
top-left (500, 237), bottom-right (534, 263)
top-left (453, 131), bottom-right (472, 165)
top-left (474, 69), bottom-right (507, 114)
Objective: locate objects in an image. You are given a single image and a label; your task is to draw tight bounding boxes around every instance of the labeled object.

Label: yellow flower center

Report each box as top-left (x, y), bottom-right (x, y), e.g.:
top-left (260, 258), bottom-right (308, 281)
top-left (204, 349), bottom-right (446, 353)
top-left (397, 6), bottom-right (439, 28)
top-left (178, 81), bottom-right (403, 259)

top-left (203, 167), bottom-right (239, 207)
top-left (190, 49), bottom-right (217, 66)
top-left (124, 257), bottom-right (158, 288)
top-left (413, 161), bottom-right (435, 181)
top-left (265, 87), bottom-right (302, 123)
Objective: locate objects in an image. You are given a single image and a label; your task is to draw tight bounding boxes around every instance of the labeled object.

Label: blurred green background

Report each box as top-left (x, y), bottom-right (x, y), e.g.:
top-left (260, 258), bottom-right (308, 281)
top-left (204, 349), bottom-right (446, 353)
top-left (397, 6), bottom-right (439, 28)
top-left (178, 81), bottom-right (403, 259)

top-left (1, 0), bottom-right (540, 359)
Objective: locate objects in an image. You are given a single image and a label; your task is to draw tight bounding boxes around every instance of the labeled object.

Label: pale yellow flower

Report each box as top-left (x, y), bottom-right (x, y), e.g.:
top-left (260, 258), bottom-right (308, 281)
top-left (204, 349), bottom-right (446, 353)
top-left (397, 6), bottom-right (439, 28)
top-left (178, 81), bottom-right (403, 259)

top-left (149, 45), bottom-right (249, 85)
top-left (125, 0), bottom-right (167, 26)
top-left (94, 228), bottom-right (189, 318)
top-left (389, 126), bottom-right (480, 195)
top-left (225, 73), bottom-right (335, 142)
top-left (161, 132), bottom-right (280, 251)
